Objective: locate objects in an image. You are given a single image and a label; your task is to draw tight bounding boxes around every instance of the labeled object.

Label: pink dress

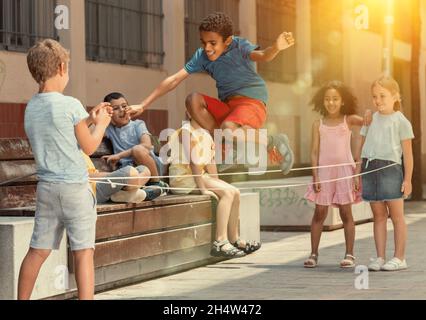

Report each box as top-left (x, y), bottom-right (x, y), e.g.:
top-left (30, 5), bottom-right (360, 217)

top-left (304, 116), bottom-right (361, 207)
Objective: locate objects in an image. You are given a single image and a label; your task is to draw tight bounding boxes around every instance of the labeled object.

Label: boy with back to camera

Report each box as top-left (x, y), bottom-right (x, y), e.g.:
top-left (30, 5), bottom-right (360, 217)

top-left (18, 39), bottom-right (111, 300)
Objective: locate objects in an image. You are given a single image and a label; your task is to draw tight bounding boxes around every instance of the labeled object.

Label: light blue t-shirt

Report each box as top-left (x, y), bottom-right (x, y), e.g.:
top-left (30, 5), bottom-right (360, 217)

top-left (105, 120), bottom-right (151, 167)
top-left (24, 92), bottom-right (89, 183)
top-left (360, 111), bottom-right (414, 165)
top-left (184, 36), bottom-right (268, 104)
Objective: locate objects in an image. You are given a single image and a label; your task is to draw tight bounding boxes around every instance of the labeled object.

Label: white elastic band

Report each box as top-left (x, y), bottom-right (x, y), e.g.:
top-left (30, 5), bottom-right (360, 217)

top-left (90, 162), bottom-right (396, 192)
top-left (89, 161), bottom-right (361, 181)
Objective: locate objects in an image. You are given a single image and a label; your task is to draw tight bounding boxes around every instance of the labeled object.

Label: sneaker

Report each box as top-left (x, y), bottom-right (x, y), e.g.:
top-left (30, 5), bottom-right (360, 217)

top-left (381, 257), bottom-right (408, 271)
top-left (268, 134), bottom-right (294, 175)
top-left (144, 187), bottom-right (162, 201)
top-left (110, 189), bottom-right (147, 203)
top-left (368, 257), bottom-right (385, 271)
top-left (147, 180), bottom-right (169, 195)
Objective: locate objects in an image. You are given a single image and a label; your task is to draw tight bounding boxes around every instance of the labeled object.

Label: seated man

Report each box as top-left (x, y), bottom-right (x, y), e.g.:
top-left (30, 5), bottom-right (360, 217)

top-left (83, 152), bottom-right (162, 203)
top-left (101, 92), bottom-right (168, 193)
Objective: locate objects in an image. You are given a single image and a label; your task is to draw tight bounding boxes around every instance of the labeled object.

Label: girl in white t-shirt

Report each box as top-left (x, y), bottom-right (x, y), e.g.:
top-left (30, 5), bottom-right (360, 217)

top-left (361, 76), bottom-right (414, 271)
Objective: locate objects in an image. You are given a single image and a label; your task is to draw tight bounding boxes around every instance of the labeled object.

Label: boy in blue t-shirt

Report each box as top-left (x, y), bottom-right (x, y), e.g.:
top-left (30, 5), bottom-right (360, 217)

top-left (128, 12), bottom-right (295, 173)
top-left (18, 39), bottom-right (111, 300)
top-left (102, 92), bottom-right (168, 192)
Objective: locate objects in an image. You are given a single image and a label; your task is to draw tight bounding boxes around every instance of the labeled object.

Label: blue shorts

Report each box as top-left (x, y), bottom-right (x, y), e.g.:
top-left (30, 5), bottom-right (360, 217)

top-left (31, 182), bottom-right (97, 251)
top-left (361, 159), bottom-right (404, 202)
top-left (96, 165), bottom-right (148, 203)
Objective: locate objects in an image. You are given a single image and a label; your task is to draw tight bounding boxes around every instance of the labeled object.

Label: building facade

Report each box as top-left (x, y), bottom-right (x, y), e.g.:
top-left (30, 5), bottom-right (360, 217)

top-left (0, 0), bottom-right (425, 195)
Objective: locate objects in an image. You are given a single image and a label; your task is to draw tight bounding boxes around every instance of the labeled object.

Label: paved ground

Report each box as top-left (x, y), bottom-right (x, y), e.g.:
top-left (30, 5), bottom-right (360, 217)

top-left (96, 202), bottom-right (426, 300)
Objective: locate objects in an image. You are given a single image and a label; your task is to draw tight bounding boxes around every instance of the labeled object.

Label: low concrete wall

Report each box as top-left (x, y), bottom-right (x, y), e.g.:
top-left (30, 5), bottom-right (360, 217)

top-left (0, 217), bottom-right (68, 300)
top-left (233, 177), bottom-right (373, 231)
top-left (239, 193), bottom-right (261, 243)
top-left (0, 193), bottom-right (261, 300)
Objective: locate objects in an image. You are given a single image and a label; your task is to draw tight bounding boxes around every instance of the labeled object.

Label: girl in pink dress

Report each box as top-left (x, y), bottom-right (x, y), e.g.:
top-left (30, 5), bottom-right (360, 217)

top-left (304, 81), bottom-right (366, 269)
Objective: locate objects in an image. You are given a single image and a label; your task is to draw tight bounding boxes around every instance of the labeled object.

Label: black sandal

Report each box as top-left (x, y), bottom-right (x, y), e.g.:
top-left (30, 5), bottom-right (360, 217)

top-left (210, 240), bottom-right (246, 258)
top-left (233, 239), bottom-right (261, 254)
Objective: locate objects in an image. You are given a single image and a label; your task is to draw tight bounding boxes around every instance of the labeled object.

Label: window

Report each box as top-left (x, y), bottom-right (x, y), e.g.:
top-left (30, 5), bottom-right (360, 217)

top-left (311, 0), bottom-right (343, 85)
top-left (0, 0), bottom-right (57, 52)
top-left (184, 0), bottom-right (240, 62)
top-left (85, 0), bottom-right (164, 68)
top-left (256, 0), bottom-right (297, 83)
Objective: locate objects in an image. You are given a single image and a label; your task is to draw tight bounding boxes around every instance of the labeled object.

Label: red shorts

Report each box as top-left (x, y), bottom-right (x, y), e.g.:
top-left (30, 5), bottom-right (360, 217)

top-left (202, 95), bottom-right (266, 129)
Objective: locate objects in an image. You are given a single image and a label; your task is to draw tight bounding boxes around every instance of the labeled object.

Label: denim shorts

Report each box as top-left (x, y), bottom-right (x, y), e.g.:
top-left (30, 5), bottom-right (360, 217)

top-left (96, 165), bottom-right (147, 203)
top-left (361, 159), bottom-right (404, 202)
top-left (30, 182), bottom-right (97, 251)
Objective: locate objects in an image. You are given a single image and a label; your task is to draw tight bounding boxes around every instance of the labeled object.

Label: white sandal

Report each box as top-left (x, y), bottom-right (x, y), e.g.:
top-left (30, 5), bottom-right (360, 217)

top-left (304, 254), bottom-right (318, 268)
top-left (340, 254), bottom-right (356, 268)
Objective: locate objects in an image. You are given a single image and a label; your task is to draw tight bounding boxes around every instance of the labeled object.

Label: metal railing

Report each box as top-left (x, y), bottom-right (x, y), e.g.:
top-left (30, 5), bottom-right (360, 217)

top-left (85, 0), bottom-right (164, 68)
top-left (0, 0), bottom-right (58, 52)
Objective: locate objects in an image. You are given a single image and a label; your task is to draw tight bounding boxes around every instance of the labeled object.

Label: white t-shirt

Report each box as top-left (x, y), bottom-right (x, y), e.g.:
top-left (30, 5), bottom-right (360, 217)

top-left (360, 111), bottom-right (414, 165)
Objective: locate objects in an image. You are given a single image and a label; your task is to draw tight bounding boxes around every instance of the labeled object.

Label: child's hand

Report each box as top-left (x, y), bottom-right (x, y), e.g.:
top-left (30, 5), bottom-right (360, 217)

top-left (126, 104), bottom-right (145, 119)
top-left (89, 102), bottom-right (111, 125)
top-left (91, 103), bottom-right (112, 127)
top-left (313, 177), bottom-right (321, 193)
top-left (363, 109), bottom-right (372, 126)
top-left (401, 180), bottom-right (412, 199)
top-left (353, 177), bottom-right (360, 192)
top-left (201, 189), bottom-right (219, 201)
top-left (276, 31), bottom-right (295, 51)
top-left (101, 154), bottom-right (120, 170)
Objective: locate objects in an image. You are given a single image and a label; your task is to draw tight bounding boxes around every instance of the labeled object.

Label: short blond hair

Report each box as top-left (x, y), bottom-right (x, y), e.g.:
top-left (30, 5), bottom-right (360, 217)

top-left (27, 39), bottom-right (70, 84)
top-left (372, 76), bottom-right (402, 111)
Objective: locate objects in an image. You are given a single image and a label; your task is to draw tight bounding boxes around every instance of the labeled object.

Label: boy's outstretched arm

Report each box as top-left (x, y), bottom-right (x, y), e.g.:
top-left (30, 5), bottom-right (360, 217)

top-left (250, 31), bottom-right (295, 62)
top-left (128, 68), bottom-right (190, 118)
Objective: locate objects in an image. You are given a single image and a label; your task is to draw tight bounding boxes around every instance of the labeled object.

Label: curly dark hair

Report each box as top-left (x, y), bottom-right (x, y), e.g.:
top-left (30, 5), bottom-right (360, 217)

top-left (199, 12), bottom-right (233, 41)
top-left (311, 80), bottom-right (358, 116)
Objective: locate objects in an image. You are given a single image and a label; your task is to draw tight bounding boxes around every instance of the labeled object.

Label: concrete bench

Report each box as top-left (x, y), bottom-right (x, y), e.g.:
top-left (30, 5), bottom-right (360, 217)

top-left (0, 138), bottom-right (260, 299)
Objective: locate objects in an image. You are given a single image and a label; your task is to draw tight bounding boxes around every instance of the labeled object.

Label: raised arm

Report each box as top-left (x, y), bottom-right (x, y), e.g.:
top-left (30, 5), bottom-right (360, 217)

top-left (75, 104), bottom-right (111, 155)
top-left (128, 68), bottom-right (190, 117)
top-left (250, 31), bottom-right (295, 62)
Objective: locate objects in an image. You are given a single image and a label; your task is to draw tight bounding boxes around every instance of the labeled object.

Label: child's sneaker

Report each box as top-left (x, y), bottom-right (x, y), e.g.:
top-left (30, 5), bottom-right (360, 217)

top-left (268, 134), bottom-right (294, 175)
top-left (144, 187), bottom-right (162, 201)
top-left (147, 180), bottom-right (169, 195)
top-left (368, 257), bottom-right (385, 271)
top-left (381, 257), bottom-right (408, 271)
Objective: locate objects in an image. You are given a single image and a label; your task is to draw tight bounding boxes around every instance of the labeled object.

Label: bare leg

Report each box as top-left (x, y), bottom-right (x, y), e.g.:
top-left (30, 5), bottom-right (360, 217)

top-left (201, 176), bottom-right (236, 242)
top-left (123, 167), bottom-right (151, 191)
top-left (226, 188), bottom-right (241, 243)
top-left (185, 93), bottom-right (217, 134)
top-left (73, 249), bottom-right (95, 300)
top-left (132, 145), bottom-right (159, 183)
top-left (338, 204), bottom-right (355, 256)
top-left (18, 248), bottom-right (51, 300)
top-left (386, 199), bottom-right (407, 260)
top-left (310, 205), bottom-right (329, 255)
top-left (370, 201), bottom-right (389, 259)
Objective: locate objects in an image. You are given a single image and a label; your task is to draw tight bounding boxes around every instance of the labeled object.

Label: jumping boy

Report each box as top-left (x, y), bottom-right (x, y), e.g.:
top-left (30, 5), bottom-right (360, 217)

top-left (18, 39), bottom-right (111, 300)
top-left (128, 12), bottom-right (295, 173)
